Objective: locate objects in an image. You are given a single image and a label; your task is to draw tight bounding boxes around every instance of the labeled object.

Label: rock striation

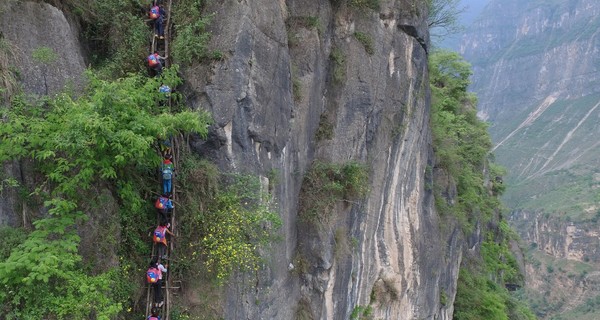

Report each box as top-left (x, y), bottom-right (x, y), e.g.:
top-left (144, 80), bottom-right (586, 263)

top-left (184, 0), bottom-right (462, 319)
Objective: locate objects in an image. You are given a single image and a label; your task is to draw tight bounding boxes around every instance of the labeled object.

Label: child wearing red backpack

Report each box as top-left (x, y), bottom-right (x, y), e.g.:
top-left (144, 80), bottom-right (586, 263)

top-left (147, 51), bottom-right (167, 75)
top-left (148, 5), bottom-right (166, 39)
top-left (153, 221), bottom-right (175, 259)
top-left (146, 258), bottom-right (168, 307)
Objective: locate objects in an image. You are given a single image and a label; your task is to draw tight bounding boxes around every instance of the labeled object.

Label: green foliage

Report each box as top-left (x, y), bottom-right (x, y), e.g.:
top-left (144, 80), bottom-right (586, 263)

top-left (200, 174), bottom-right (282, 282)
top-left (63, 0), bottom-right (150, 77)
top-left (172, 0), bottom-right (213, 64)
top-left (0, 226), bottom-right (27, 260)
top-left (31, 47), bottom-right (57, 64)
top-left (350, 305), bottom-right (373, 320)
top-left (0, 69), bottom-right (211, 318)
top-left (299, 161), bottom-right (368, 222)
top-left (430, 50), bottom-right (496, 230)
top-left (315, 113), bottom-right (334, 141)
top-left (429, 50), bottom-right (534, 319)
top-left (0, 37), bottom-right (19, 104)
top-left (177, 158), bottom-right (281, 283)
top-left (330, 47), bottom-right (346, 84)
top-left (353, 32), bottom-right (375, 55)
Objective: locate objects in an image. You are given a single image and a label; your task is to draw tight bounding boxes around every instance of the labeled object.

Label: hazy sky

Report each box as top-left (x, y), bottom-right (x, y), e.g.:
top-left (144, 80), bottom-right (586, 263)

top-left (435, 0), bottom-right (491, 50)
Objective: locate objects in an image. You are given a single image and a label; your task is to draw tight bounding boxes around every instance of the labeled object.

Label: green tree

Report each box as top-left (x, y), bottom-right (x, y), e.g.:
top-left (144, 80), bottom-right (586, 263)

top-left (0, 67), bottom-right (211, 318)
top-left (429, 50), bottom-right (535, 319)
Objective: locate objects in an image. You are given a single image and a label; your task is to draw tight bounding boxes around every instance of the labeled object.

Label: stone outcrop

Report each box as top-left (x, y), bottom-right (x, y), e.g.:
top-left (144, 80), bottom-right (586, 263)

top-left (0, 1), bottom-right (86, 97)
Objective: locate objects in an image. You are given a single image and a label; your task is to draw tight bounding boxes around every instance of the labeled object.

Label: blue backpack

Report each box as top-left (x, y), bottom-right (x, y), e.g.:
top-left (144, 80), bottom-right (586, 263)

top-left (162, 164), bottom-right (173, 180)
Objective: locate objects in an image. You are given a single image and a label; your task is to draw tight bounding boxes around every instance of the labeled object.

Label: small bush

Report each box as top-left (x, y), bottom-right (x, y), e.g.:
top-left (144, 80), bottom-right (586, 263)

top-left (330, 47), bottom-right (346, 84)
top-left (199, 174), bottom-right (282, 282)
top-left (299, 161), bottom-right (368, 222)
top-left (353, 32), bottom-right (375, 55)
top-left (315, 113), bottom-right (334, 141)
top-left (172, 0), bottom-right (213, 64)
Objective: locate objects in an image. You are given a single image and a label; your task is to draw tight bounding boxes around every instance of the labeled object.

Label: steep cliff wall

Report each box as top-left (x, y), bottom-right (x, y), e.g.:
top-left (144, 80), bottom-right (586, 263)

top-left (0, 1), bottom-right (86, 226)
top-left (511, 210), bottom-right (600, 318)
top-left (0, 0), bottom-right (468, 319)
top-left (182, 0), bottom-right (461, 319)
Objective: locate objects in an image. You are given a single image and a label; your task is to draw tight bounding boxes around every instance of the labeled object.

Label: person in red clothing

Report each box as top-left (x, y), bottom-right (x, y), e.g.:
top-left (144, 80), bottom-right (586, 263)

top-left (147, 257), bottom-right (168, 307)
top-left (149, 5), bottom-right (166, 39)
top-left (153, 221), bottom-right (175, 259)
top-left (147, 51), bottom-right (167, 75)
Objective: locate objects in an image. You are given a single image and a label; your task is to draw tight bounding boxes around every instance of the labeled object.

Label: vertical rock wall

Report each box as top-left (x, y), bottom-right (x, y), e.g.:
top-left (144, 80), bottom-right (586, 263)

top-left (0, 1), bottom-right (87, 226)
top-left (184, 0), bottom-right (462, 318)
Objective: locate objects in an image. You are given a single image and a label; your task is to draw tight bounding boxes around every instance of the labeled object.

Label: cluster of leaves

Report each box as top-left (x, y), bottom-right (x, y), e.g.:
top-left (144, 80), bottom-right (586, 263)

top-left (353, 32), bottom-right (375, 55)
top-left (299, 161), bottom-right (368, 222)
top-left (429, 50), bottom-right (534, 319)
top-left (0, 37), bottom-right (20, 103)
top-left (429, 50), bottom-right (497, 231)
top-left (0, 68), bottom-right (211, 318)
top-left (171, 0), bottom-right (215, 64)
top-left (177, 157), bottom-right (282, 283)
top-left (350, 305), bottom-right (373, 320)
top-left (330, 47), bottom-right (346, 84)
top-left (56, 0), bottom-right (151, 77)
top-left (454, 225), bottom-right (534, 320)
top-left (201, 174), bottom-right (281, 281)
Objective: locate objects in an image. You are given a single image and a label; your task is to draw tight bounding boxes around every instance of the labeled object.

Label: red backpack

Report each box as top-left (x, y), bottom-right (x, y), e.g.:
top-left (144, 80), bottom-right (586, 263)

top-left (149, 6), bottom-right (160, 19)
top-left (148, 54), bottom-right (159, 67)
top-left (153, 226), bottom-right (167, 245)
top-left (146, 267), bottom-right (160, 283)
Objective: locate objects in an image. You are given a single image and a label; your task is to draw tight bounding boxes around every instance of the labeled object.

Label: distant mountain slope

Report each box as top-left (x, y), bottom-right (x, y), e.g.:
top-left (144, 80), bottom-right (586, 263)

top-left (460, 0), bottom-right (600, 318)
top-left (461, 0), bottom-right (600, 217)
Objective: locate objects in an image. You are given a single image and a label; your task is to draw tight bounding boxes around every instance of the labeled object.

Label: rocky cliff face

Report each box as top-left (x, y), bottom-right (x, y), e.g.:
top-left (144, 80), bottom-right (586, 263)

top-left (461, 0), bottom-right (600, 318)
top-left (1, 0), bottom-right (467, 319)
top-left (184, 0), bottom-right (461, 319)
top-left (0, 1), bottom-right (86, 226)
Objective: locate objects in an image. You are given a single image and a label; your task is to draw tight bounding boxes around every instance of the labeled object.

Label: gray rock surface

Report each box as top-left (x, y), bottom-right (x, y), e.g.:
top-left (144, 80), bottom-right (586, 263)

top-left (0, 1), bottom-right (86, 225)
top-left (0, 1), bottom-right (86, 97)
top-left (184, 0), bottom-right (461, 319)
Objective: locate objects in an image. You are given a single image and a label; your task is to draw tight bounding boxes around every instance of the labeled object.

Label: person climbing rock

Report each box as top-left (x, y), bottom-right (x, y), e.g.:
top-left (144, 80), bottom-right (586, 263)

top-left (160, 154), bottom-right (175, 195)
top-left (147, 51), bottom-right (167, 76)
top-left (155, 193), bottom-right (174, 222)
top-left (159, 83), bottom-right (171, 98)
top-left (153, 221), bottom-right (175, 260)
top-left (148, 5), bottom-right (166, 39)
top-left (146, 257), bottom-right (168, 307)
top-left (147, 307), bottom-right (161, 320)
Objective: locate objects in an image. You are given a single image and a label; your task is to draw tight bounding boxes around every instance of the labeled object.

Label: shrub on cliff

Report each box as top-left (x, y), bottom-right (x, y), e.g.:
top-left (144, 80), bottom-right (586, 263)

top-left (429, 50), bottom-right (534, 319)
top-left (0, 68), bottom-right (210, 318)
